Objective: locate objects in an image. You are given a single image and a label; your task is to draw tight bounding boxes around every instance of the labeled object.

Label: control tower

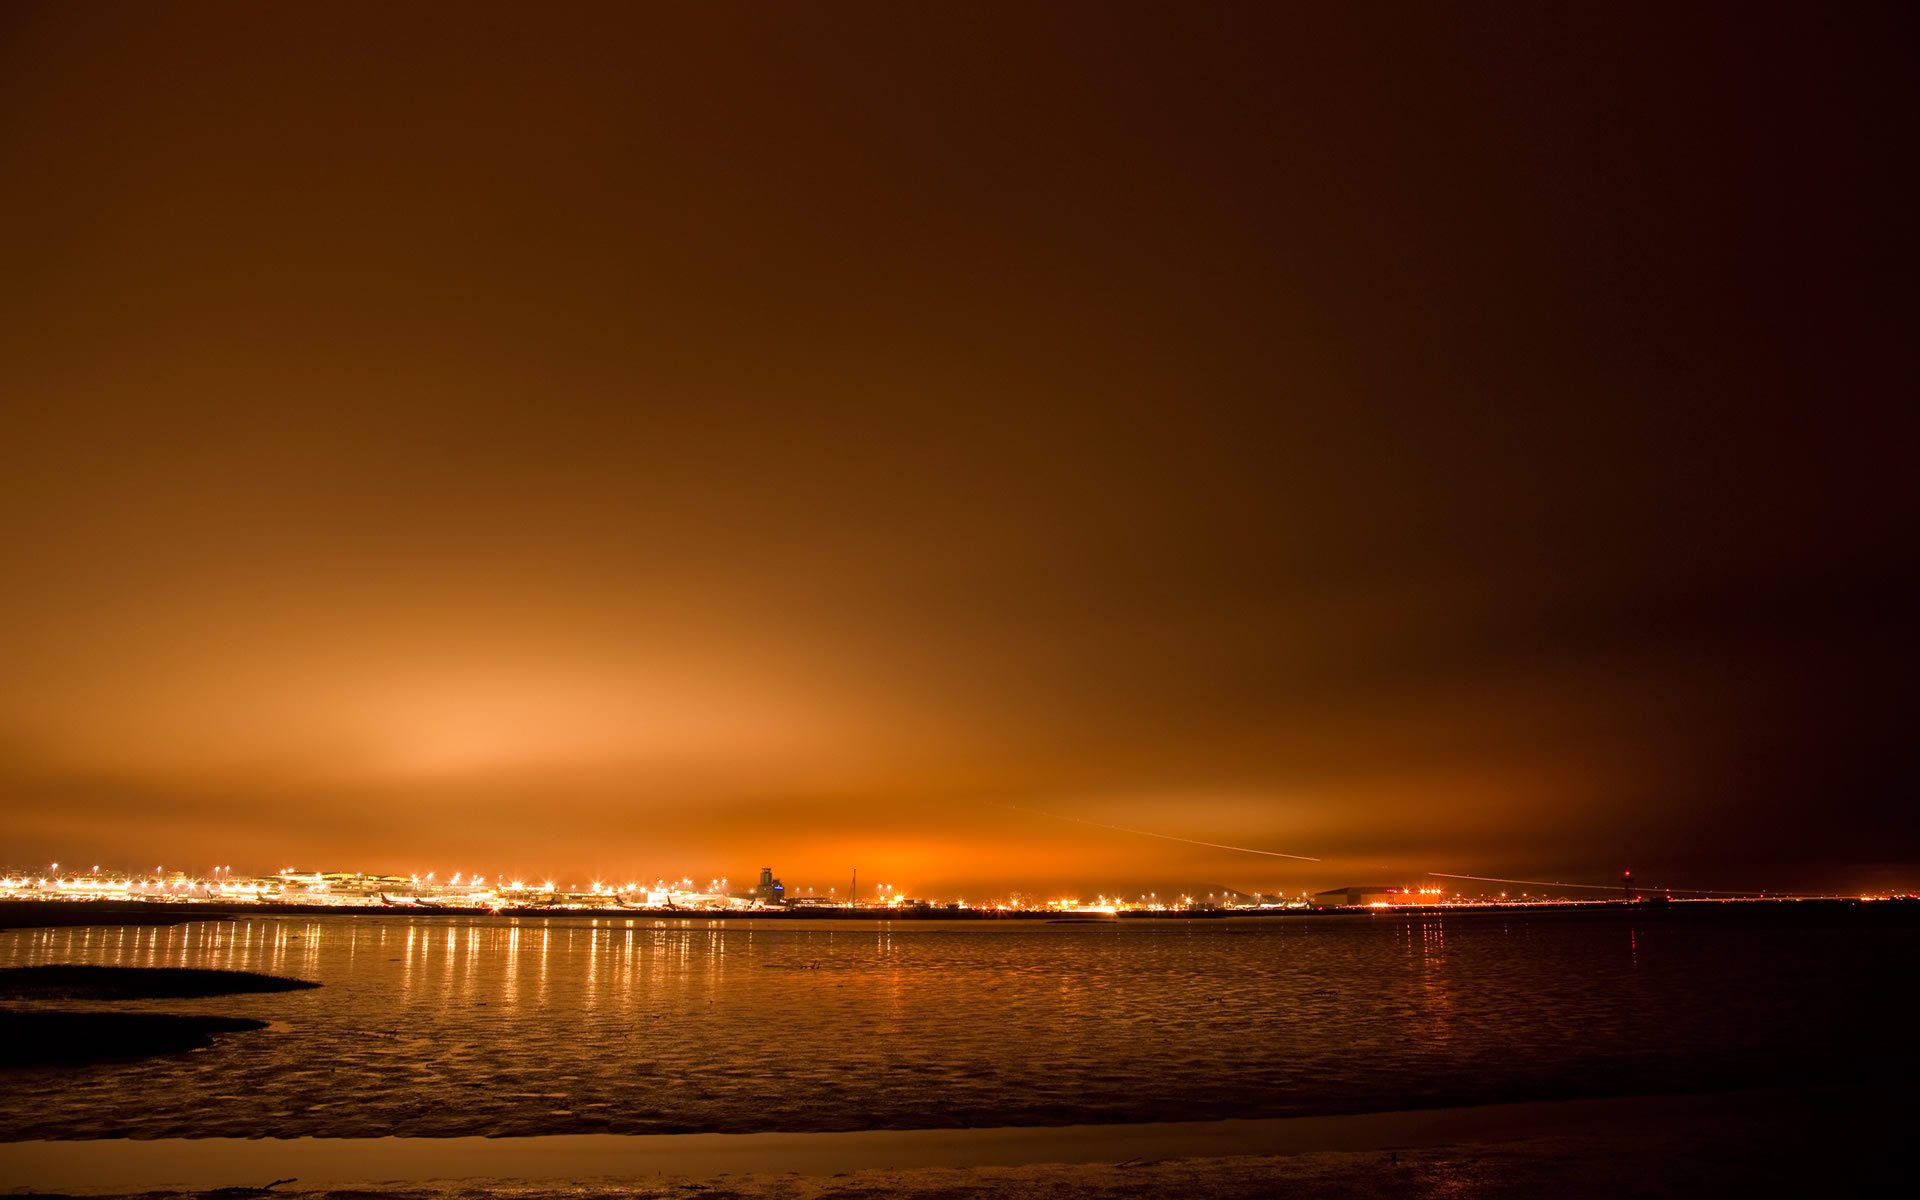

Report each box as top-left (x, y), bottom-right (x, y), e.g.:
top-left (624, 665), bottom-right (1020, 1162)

top-left (753, 866), bottom-right (785, 904)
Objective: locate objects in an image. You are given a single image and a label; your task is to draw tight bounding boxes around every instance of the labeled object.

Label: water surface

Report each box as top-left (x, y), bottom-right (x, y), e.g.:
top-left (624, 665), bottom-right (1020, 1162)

top-left (2, 908), bottom-right (1906, 1139)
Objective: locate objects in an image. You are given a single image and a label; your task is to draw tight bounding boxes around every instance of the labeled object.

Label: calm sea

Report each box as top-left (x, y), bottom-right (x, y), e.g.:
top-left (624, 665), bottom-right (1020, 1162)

top-left (2, 908), bottom-right (1911, 1139)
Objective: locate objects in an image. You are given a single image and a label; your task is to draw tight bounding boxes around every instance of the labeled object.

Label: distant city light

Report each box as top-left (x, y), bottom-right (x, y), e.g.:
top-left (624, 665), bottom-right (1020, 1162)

top-left (0, 858), bottom-right (1884, 912)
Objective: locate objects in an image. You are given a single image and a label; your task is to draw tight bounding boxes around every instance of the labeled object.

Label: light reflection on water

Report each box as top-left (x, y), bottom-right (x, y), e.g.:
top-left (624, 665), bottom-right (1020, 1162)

top-left (0, 910), bottom-right (1907, 1139)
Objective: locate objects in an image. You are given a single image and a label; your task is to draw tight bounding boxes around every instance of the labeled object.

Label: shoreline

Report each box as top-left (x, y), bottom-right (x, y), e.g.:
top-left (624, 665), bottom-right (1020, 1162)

top-left (5, 897), bottom-right (1905, 930)
top-left (0, 1087), bottom-right (1843, 1193)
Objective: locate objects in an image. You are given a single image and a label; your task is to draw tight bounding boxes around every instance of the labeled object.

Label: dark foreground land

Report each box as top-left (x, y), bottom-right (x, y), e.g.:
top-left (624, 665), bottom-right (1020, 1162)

top-left (0, 1012), bottom-right (268, 1067)
top-left (0, 966), bottom-right (317, 1067)
top-left (1, 1087), bottom-right (1899, 1199)
top-left (0, 966), bottom-right (319, 1001)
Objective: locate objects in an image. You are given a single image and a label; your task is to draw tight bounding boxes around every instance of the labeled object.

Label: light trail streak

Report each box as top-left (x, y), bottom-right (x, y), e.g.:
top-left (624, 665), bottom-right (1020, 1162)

top-left (998, 803), bottom-right (1322, 861)
top-left (1428, 871), bottom-right (1831, 897)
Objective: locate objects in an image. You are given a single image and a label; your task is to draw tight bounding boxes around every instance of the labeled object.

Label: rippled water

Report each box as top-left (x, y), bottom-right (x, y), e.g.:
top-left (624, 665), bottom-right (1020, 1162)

top-left (2, 909), bottom-right (1909, 1139)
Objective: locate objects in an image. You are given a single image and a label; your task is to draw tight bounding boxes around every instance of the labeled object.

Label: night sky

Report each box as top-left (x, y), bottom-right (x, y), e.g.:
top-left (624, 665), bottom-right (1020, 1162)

top-left (4, 2), bottom-right (1914, 895)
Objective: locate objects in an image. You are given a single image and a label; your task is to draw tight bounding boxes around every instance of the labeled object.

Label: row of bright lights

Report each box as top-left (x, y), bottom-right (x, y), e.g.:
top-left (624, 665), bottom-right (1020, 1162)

top-left (1, 878), bottom-right (277, 893)
top-left (15, 863), bottom-right (1899, 907)
top-left (7, 864), bottom-right (1431, 906)
top-left (3, 864), bottom-right (1409, 906)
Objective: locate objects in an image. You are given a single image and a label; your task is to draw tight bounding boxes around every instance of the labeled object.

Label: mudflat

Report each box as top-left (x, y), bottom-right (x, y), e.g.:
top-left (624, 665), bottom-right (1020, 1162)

top-left (0, 965), bottom-right (319, 1000)
top-left (0, 1012), bottom-right (269, 1067)
top-left (0, 966), bottom-right (314, 1067)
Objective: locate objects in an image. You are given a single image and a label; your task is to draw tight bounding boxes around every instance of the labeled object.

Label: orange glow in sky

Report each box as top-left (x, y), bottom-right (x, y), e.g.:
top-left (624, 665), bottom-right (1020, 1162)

top-left (2, 3), bottom-right (1912, 895)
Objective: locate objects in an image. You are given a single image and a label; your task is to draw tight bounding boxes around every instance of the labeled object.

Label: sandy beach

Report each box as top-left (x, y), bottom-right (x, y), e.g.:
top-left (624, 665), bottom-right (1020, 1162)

top-left (3, 1086), bottom-right (1886, 1199)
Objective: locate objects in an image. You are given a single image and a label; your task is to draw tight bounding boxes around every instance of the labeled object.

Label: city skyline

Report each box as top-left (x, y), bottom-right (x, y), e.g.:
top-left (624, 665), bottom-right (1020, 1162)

top-left (2, 840), bottom-right (1898, 904)
top-left (14, 858), bottom-right (1886, 909)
